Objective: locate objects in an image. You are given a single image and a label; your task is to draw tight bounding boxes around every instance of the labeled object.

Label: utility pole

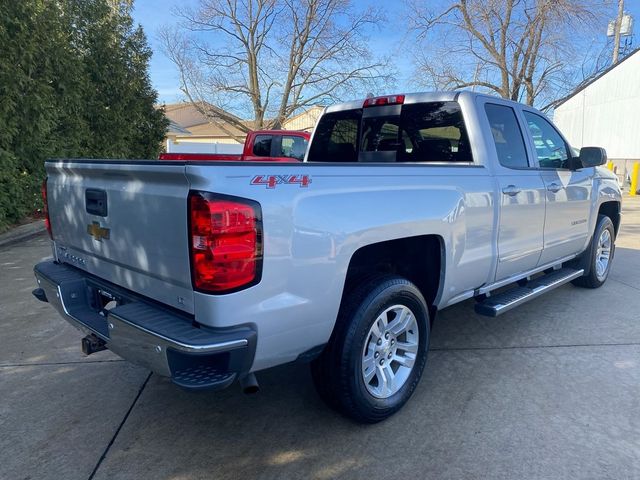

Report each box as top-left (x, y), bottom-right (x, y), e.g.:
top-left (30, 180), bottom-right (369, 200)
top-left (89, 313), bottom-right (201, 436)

top-left (613, 0), bottom-right (625, 64)
top-left (471, 63), bottom-right (481, 92)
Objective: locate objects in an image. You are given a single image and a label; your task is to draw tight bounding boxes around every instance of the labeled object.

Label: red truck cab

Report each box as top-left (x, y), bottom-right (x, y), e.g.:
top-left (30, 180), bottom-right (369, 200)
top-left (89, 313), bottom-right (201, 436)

top-left (160, 130), bottom-right (311, 162)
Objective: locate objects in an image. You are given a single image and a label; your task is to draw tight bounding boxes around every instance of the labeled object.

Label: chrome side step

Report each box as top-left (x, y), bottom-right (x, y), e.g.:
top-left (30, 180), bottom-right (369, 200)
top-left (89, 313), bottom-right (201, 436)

top-left (474, 268), bottom-right (584, 317)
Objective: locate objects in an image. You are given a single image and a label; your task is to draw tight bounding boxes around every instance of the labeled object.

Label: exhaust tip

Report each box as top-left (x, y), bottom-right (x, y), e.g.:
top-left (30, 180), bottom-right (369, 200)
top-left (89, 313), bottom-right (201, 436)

top-left (239, 373), bottom-right (260, 395)
top-left (244, 385), bottom-right (260, 395)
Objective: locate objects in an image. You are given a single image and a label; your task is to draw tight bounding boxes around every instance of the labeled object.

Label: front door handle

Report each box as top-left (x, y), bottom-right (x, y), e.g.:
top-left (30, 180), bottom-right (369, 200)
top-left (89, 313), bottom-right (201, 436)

top-left (547, 182), bottom-right (563, 193)
top-left (502, 185), bottom-right (521, 196)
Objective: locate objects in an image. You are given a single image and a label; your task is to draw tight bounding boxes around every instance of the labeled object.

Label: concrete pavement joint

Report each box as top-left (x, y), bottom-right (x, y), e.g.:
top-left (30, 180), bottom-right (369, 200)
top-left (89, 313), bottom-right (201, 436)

top-left (0, 359), bottom-right (125, 368)
top-left (609, 277), bottom-right (640, 291)
top-left (430, 341), bottom-right (640, 352)
top-left (87, 372), bottom-right (152, 480)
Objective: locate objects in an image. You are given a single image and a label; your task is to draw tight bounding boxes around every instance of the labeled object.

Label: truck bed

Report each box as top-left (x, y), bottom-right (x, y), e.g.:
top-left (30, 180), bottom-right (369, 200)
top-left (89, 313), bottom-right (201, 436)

top-left (45, 158), bottom-right (496, 371)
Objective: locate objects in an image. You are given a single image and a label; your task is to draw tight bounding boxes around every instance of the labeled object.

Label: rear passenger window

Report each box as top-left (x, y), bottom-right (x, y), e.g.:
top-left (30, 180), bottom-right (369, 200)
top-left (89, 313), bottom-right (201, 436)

top-left (484, 104), bottom-right (529, 168)
top-left (253, 135), bottom-right (272, 157)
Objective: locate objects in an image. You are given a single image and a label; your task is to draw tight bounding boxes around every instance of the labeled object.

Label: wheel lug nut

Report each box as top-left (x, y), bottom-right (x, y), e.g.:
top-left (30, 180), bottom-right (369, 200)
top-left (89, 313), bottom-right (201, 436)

top-left (391, 339), bottom-right (395, 345)
top-left (377, 339), bottom-right (382, 345)
top-left (379, 359), bottom-right (384, 366)
top-left (374, 352), bottom-right (379, 358)
top-left (388, 352), bottom-right (392, 359)
top-left (385, 332), bottom-right (390, 339)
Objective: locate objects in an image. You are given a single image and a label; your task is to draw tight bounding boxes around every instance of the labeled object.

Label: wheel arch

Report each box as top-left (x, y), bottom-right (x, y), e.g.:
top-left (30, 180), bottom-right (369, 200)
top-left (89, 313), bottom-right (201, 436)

top-left (341, 235), bottom-right (445, 320)
top-left (568, 206), bottom-right (618, 277)
top-left (598, 200), bottom-right (621, 238)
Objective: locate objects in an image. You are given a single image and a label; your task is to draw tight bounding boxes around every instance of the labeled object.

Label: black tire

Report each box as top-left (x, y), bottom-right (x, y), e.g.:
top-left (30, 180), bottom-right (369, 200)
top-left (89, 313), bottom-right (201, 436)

top-left (572, 214), bottom-right (615, 288)
top-left (311, 275), bottom-right (430, 423)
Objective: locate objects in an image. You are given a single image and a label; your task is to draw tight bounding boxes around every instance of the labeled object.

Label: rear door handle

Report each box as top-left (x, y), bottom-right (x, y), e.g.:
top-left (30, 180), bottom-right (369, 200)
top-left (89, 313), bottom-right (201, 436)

top-left (502, 185), bottom-right (521, 196)
top-left (547, 182), bottom-right (563, 193)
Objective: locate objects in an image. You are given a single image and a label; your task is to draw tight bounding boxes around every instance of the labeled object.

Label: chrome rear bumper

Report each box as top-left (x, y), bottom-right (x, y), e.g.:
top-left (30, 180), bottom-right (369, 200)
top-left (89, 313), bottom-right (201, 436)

top-left (33, 261), bottom-right (256, 390)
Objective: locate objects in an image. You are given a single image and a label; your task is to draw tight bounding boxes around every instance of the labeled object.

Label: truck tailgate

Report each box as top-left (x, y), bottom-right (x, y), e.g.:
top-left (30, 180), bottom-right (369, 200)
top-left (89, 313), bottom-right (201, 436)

top-left (45, 160), bottom-right (194, 314)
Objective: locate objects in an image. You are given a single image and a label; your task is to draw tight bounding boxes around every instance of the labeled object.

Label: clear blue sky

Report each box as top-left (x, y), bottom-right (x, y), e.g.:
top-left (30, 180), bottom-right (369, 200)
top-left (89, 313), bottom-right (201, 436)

top-left (132, 0), bottom-right (640, 105)
top-left (132, 0), bottom-right (197, 102)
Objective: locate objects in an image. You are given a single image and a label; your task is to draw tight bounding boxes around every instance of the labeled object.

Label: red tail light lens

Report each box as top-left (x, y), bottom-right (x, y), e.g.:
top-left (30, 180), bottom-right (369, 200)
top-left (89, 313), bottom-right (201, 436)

top-left (188, 191), bottom-right (263, 293)
top-left (363, 94), bottom-right (405, 108)
top-left (41, 178), bottom-right (52, 239)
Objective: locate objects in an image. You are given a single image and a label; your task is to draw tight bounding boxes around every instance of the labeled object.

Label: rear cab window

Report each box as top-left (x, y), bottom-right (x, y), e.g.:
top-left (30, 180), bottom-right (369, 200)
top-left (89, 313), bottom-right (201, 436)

top-left (307, 101), bottom-right (473, 163)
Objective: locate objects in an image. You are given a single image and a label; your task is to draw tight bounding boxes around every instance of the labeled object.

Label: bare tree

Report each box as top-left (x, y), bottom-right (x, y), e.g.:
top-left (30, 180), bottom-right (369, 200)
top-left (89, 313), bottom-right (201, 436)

top-left (409, 0), bottom-right (604, 109)
top-left (160, 0), bottom-right (390, 138)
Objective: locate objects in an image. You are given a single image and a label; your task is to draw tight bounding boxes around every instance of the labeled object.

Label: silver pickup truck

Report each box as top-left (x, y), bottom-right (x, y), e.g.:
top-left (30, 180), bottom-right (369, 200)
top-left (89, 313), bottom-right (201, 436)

top-left (33, 91), bottom-right (621, 422)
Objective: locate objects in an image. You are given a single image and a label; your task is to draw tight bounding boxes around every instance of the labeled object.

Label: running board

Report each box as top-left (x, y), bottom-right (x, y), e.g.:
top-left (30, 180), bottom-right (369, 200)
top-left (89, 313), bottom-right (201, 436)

top-left (474, 268), bottom-right (584, 317)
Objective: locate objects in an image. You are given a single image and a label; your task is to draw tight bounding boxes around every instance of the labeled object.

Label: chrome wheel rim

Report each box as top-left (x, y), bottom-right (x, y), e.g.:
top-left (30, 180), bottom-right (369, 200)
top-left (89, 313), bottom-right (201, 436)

top-left (595, 228), bottom-right (612, 281)
top-left (361, 304), bottom-right (419, 399)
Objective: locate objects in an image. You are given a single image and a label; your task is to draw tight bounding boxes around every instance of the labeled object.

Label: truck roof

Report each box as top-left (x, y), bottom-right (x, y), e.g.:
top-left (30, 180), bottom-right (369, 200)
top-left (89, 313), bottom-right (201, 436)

top-left (324, 90), bottom-right (519, 114)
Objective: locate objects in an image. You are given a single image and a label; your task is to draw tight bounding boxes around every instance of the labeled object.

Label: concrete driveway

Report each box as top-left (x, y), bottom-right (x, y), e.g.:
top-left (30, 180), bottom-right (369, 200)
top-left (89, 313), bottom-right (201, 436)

top-left (2, 199), bottom-right (640, 480)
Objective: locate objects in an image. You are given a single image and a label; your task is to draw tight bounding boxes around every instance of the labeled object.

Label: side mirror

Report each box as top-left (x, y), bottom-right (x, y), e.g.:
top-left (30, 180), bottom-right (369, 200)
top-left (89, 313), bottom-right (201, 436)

top-left (579, 147), bottom-right (607, 168)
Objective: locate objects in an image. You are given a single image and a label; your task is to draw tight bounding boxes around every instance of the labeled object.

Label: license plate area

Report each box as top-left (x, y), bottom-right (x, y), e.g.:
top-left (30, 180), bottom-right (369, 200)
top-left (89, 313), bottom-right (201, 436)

top-left (87, 283), bottom-right (124, 316)
top-left (97, 289), bottom-right (118, 314)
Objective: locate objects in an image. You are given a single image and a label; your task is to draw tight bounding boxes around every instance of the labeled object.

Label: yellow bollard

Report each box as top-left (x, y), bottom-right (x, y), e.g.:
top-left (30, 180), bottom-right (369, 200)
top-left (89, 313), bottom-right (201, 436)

top-left (631, 162), bottom-right (639, 196)
top-left (607, 161), bottom-right (615, 171)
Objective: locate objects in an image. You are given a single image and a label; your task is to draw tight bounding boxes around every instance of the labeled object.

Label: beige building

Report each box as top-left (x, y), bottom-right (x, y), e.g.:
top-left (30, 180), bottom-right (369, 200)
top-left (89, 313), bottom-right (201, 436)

top-left (163, 103), bottom-right (324, 152)
top-left (282, 106), bottom-right (324, 131)
top-left (164, 103), bottom-right (247, 146)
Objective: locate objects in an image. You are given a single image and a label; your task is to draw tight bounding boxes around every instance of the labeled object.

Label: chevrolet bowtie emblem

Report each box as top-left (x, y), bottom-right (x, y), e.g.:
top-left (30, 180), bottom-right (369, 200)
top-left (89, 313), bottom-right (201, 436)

top-left (87, 221), bottom-right (110, 241)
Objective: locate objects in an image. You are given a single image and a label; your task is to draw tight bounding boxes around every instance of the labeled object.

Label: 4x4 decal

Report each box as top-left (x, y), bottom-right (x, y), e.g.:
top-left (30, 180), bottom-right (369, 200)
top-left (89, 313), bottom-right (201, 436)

top-left (251, 174), bottom-right (311, 189)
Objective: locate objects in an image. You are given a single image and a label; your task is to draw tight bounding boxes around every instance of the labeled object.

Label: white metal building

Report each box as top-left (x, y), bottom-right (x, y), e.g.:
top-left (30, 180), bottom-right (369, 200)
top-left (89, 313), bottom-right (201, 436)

top-left (553, 48), bottom-right (640, 182)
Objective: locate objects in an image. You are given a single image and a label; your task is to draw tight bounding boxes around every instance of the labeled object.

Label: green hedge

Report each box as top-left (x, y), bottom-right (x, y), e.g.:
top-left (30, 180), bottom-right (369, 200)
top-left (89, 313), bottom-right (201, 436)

top-left (0, 0), bottom-right (168, 231)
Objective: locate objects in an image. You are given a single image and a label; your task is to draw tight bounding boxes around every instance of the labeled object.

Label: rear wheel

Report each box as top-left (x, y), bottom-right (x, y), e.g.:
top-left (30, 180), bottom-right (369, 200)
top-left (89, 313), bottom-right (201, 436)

top-left (311, 275), bottom-right (430, 423)
top-left (572, 215), bottom-right (615, 288)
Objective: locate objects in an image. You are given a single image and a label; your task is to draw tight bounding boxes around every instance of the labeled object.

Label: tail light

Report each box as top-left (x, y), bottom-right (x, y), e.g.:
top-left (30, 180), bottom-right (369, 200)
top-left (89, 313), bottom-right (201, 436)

top-left (188, 191), bottom-right (263, 293)
top-left (363, 94), bottom-right (405, 108)
top-left (41, 178), bottom-right (52, 239)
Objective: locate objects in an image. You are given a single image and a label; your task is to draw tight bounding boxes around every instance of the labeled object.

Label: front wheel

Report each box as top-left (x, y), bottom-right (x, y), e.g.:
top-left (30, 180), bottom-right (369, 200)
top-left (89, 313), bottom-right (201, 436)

top-left (311, 275), bottom-right (430, 423)
top-left (572, 214), bottom-right (615, 288)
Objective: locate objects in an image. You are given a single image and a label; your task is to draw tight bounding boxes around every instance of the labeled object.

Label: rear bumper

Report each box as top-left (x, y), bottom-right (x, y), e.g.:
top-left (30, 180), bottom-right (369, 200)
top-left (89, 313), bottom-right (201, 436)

top-left (33, 260), bottom-right (256, 391)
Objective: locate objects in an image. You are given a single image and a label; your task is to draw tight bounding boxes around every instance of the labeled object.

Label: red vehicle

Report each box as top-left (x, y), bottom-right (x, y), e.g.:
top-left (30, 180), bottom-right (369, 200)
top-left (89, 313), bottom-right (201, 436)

top-left (159, 130), bottom-right (311, 162)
